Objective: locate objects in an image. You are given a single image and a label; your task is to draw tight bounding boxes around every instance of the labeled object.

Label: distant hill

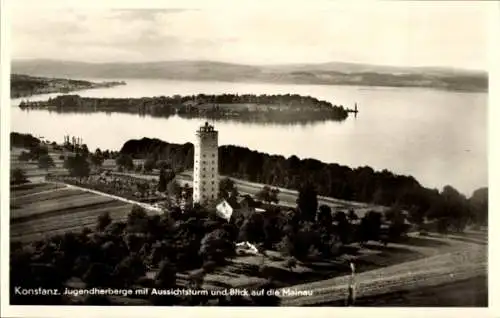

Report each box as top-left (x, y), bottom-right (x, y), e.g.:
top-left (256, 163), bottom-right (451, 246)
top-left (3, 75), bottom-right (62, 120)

top-left (11, 59), bottom-right (488, 92)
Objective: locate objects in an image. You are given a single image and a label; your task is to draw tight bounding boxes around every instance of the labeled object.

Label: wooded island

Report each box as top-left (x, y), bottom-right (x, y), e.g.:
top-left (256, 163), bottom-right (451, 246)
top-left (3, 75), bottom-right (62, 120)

top-left (18, 93), bottom-right (350, 124)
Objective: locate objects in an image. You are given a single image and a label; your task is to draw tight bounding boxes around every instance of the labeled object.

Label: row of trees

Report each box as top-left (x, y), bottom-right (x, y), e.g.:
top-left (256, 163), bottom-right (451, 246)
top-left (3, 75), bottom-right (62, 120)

top-left (120, 137), bottom-right (488, 232)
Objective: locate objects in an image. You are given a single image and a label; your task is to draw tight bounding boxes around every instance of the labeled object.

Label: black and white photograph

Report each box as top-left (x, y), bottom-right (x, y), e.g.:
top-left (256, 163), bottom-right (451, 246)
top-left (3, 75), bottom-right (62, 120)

top-left (0, 0), bottom-right (495, 314)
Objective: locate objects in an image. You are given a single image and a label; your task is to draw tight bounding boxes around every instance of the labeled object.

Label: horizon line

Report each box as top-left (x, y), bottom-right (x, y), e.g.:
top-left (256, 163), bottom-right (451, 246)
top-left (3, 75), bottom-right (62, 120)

top-left (11, 57), bottom-right (488, 73)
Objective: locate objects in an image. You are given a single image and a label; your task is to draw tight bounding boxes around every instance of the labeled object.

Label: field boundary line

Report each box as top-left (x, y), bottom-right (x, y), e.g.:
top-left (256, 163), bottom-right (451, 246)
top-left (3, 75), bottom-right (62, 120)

top-left (47, 180), bottom-right (162, 213)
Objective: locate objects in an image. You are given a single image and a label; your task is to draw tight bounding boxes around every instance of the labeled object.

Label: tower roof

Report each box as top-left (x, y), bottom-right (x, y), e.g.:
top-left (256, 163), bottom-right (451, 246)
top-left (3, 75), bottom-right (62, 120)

top-left (197, 121), bottom-right (217, 133)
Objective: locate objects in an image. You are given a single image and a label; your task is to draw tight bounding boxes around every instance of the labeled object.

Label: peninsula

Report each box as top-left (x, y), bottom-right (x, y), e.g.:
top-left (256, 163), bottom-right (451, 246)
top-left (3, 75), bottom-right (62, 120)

top-left (11, 74), bottom-right (126, 98)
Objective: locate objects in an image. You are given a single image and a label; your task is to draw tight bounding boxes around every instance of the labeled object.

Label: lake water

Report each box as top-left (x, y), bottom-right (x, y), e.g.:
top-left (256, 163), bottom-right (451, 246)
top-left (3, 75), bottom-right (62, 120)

top-left (10, 79), bottom-right (487, 196)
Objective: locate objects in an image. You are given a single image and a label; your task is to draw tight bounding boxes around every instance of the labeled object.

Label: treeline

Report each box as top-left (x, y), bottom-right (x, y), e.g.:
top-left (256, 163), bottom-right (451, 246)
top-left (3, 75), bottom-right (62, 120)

top-left (18, 93), bottom-right (349, 124)
top-left (11, 74), bottom-right (125, 98)
top-left (121, 137), bottom-right (488, 231)
top-left (11, 132), bottom-right (42, 149)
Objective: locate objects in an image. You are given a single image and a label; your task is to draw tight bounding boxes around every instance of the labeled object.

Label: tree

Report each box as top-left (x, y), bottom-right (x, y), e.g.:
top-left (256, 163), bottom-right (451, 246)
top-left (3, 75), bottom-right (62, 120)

top-left (11, 168), bottom-right (28, 185)
top-left (64, 154), bottom-right (90, 178)
top-left (158, 168), bottom-right (176, 193)
top-left (469, 187), bottom-right (488, 225)
top-left (158, 168), bottom-right (167, 192)
top-left (297, 184), bottom-right (318, 221)
top-left (112, 253), bottom-right (146, 287)
top-left (29, 144), bottom-right (49, 161)
top-left (17, 151), bottom-right (31, 162)
top-left (359, 211), bottom-right (383, 244)
top-left (115, 154), bottom-right (134, 171)
top-left (96, 212), bottom-right (112, 232)
top-left (384, 207), bottom-right (408, 242)
top-left (155, 259), bottom-right (177, 288)
top-left (333, 211), bottom-right (350, 244)
top-left (238, 213), bottom-right (265, 244)
top-left (199, 228), bottom-right (235, 265)
top-left (90, 150), bottom-right (104, 169)
top-left (428, 185), bottom-right (470, 233)
top-left (317, 205), bottom-right (332, 224)
top-left (156, 160), bottom-right (171, 170)
top-left (167, 180), bottom-right (182, 199)
top-left (136, 181), bottom-right (149, 198)
top-left (255, 185), bottom-right (280, 204)
top-left (37, 154), bottom-right (55, 171)
top-left (219, 178), bottom-right (238, 200)
top-left (126, 205), bottom-right (149, 233)
top-left (143, 157), bottom-right (156, 173)
top-left (79, 144), bottom-right (90, 158)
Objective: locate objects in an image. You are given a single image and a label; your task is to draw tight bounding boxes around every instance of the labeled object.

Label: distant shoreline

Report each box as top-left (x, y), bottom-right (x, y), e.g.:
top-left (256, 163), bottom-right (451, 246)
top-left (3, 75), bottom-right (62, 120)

top-left (11, 59), bottom-right (488, 93)
top-left (11, 74), bottom-right (126, 99)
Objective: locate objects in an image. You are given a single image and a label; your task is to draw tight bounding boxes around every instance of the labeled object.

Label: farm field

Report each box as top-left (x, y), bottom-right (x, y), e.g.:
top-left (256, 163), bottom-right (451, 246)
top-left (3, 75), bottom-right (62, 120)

top-left (10, 182), bottom-right (135, 243)
top-left (11, 147), bottom-right (66, 178)
top-left (277, 231), bottom-right (487, 306)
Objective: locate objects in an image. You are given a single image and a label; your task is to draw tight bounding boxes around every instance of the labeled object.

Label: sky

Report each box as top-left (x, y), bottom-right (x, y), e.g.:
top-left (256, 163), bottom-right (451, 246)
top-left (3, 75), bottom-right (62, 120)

top-left (8, 0), bottom-right (493, 70)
